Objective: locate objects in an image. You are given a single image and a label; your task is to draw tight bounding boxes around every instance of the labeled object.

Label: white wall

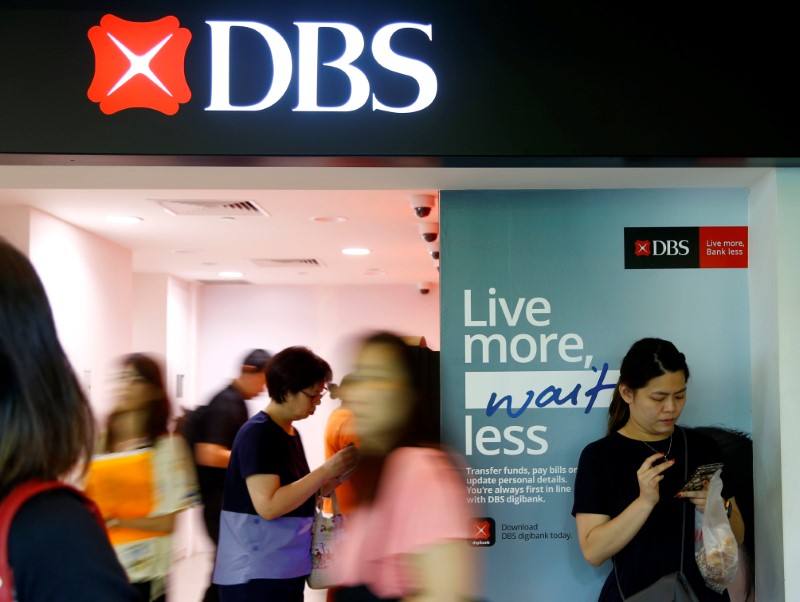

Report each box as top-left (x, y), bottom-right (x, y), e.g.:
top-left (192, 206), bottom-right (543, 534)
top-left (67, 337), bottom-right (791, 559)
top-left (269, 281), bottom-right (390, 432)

top-left (748, 172), bottom-right (784, 600)
top-left (131, 273), bottom-right (201, 416)
top-left (774, 171), bottom-right (800, 600)
top-left (167, 276), bottom-right (201, 416)
top-left (25, 209), bottom-right (133, 421)
top-left (132, 273), bottom-right (169, 356)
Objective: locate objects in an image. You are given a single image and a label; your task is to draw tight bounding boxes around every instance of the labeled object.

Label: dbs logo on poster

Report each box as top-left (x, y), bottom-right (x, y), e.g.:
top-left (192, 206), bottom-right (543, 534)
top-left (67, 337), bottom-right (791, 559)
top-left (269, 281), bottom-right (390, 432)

top-left (624, 226), bottom-right (748, 269)
top-left (86, 14), bottom-right (437, 116)
top-left (87, 15), bottom-right (192, 115)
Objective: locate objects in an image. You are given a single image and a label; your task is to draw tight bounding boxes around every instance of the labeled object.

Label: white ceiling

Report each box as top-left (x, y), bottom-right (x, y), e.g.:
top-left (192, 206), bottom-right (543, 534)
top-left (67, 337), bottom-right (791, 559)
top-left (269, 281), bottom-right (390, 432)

top-left (0, 164), bottom-right (771, 288)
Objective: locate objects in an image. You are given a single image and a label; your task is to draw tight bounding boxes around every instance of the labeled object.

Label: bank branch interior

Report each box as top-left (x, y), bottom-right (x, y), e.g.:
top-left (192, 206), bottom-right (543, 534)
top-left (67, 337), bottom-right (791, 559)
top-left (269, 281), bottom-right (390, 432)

top-left (0, 163), bottom-right (797, 601)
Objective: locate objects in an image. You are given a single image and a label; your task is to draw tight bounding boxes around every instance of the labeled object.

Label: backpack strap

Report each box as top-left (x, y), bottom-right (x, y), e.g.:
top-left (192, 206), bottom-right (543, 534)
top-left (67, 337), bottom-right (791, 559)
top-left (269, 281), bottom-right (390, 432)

top-left (0, 480), bottom-right (106, 602)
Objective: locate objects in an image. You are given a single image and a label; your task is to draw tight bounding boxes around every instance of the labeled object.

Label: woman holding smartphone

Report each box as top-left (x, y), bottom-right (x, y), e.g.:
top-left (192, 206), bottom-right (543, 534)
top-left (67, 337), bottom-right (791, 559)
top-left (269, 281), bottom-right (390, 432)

top-left (572, 338), bottom-right (745, 601)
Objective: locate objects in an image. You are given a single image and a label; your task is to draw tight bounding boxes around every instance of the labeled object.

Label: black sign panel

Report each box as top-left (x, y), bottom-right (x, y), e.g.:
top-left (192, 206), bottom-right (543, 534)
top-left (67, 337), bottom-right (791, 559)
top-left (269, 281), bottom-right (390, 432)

top-left (1, 1), bottom-right (799, 161)
top-left (624, 227), bottom-right (699, 269)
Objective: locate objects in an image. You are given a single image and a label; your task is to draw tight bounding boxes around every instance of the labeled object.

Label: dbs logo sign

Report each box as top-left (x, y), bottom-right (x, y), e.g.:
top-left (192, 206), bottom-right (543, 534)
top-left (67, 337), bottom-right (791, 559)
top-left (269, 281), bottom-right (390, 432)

top-left (87, 15), bottom-right (192, 115)
top-left (86, 14), bottom-right (437, 116)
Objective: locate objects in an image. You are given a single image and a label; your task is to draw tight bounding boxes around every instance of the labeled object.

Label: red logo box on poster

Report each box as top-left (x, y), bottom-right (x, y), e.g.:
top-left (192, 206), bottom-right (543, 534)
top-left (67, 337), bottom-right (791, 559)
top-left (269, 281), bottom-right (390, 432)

top-left (698, 226), bottom-right (748, 269)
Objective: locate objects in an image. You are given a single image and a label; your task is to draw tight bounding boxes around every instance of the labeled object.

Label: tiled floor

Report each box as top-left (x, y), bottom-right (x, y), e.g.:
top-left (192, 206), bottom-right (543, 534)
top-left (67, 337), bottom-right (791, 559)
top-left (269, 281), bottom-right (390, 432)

top-left (168, 550), bottom-right (328, 602)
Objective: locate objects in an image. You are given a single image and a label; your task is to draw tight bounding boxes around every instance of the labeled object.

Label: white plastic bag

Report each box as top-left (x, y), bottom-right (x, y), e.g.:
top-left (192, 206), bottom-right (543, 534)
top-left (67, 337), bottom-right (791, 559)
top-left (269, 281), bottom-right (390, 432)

top-left (694, 469), bottom-right (738, 593)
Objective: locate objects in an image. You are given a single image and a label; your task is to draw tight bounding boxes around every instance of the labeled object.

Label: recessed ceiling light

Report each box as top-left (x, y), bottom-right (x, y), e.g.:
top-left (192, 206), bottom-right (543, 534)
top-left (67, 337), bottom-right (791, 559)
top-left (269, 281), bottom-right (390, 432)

top-left (105, 215), bottom-right (142, 224)
top-left (311, 216), bottom-right (348, 223)
top-left (218, 271), bottom-right (244, 278)
top-left (342, 248), bottom-right (370, 256)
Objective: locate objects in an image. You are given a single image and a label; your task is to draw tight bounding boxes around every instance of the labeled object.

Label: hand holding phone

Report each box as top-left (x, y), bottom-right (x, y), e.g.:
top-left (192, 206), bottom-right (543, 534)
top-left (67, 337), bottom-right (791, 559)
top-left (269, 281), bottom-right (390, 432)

top-left (679, 462), bottom-right (723, 494)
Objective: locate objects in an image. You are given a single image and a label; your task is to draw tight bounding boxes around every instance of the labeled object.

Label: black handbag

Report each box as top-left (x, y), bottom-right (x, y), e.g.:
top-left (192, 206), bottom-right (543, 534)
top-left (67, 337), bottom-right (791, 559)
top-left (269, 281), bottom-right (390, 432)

top-left (614, 427), bottom-right (700, 602)
top-left (622, 571), bottom-right (698, 602)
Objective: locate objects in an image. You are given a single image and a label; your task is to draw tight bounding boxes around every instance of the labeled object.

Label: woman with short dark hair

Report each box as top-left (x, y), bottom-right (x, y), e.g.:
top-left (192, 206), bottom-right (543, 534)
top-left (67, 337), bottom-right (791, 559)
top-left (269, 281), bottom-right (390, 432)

top-left (0, 237), bottom-right (138, 601)
top-left (213, 345), bottom-right (358, 602)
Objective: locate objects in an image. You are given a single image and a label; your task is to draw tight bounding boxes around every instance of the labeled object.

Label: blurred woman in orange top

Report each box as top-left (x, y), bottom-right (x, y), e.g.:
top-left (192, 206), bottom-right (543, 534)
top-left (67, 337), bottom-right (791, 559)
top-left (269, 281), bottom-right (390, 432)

top-left (85, 353), bottom-right (199, 602)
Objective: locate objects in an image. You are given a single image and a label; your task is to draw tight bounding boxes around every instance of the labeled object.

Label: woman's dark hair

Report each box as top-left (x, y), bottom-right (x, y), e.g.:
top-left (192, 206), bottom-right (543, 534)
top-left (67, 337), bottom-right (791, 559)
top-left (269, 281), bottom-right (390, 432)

top-left (607, 337), bottom-right (690, 434)
top-left (104, 353), bottom-right (171, 452)
top-left (266, 346), bottom-right (332, 403)
top-left (0, 238), bottom-right (95, 498)
top-left (350, 331), bottom-right (442, 503)
top-left (360, 331), bottom-right (439, 448)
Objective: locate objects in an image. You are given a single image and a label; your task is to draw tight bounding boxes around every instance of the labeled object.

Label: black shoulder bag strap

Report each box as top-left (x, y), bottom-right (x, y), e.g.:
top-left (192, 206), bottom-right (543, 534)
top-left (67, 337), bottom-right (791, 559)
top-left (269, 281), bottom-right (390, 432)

top-left (613, 426), bottom-right (688, 600)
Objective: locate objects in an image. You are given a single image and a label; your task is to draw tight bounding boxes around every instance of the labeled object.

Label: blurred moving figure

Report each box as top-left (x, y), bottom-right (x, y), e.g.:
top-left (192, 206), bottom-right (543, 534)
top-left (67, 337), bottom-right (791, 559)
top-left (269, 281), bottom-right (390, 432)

top-left (332, 331), bottom-right (479, 602)
top-left (84, 353), bottom-right (200, 602)
top-left (324, 374), bottom-right (367, 602)
top-left (192, 348), bottom-right (272, 602)
top-left (0, 237), bottom-right (138, 601)
top-left (212, 346), bottom-right (358, 602)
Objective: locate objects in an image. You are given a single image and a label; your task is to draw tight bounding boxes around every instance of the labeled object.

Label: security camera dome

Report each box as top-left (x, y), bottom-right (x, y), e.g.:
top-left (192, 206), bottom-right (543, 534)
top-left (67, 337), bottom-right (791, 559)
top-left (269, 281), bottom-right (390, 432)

top-left (416, 281), bottom-right (433, 295)
top-left (418, 222), bottom-right (439, 243)
top-left (410, 194), bottom-right (436, 219)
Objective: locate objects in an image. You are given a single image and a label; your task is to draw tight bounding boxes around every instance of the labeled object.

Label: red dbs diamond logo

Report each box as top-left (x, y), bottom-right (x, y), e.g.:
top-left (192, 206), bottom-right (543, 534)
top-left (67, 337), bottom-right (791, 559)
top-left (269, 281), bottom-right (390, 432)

top-left (87, 15), bottom-right (191, 115)
top-left (634, 240), bottom-right (651, 256)
top-left (472, 520), bottom-right (491, 540)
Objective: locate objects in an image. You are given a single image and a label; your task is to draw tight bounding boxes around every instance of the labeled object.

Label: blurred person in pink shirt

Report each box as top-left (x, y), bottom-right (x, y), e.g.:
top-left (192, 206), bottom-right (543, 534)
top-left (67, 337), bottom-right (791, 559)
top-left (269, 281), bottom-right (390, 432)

top-left (331, 331), bottom-right (480, 602)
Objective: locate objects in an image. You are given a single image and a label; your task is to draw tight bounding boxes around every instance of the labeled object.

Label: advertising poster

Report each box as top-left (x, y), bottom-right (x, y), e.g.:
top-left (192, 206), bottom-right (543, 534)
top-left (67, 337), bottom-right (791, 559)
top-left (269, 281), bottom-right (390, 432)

top-left (439, 189), bottom-right (752, 600)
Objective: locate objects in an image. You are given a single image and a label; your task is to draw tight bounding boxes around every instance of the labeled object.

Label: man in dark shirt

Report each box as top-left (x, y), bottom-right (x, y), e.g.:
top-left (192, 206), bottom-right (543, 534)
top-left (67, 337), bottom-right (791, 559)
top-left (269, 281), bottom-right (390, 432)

top-left (194, 348), bottom-right (272, 602)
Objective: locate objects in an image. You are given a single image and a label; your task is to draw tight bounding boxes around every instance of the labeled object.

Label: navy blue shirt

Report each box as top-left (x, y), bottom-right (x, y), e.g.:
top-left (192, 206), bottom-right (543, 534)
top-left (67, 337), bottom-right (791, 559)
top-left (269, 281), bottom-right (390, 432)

top-left (213, 411), bottom-right (316, 584)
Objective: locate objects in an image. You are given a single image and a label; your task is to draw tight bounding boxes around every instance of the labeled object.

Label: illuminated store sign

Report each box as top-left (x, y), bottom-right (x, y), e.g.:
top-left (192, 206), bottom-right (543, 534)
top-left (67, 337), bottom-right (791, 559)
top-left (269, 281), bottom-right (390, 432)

top-left (87, 14), bottom-right (437, 116)
top-left (4, 3), bottom-right (795, 159)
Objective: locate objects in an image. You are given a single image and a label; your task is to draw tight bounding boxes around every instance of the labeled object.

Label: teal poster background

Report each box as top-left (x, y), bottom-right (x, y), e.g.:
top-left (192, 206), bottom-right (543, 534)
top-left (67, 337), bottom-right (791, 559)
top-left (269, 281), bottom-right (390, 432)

top-left (439, 189), bottom-right (752, 601)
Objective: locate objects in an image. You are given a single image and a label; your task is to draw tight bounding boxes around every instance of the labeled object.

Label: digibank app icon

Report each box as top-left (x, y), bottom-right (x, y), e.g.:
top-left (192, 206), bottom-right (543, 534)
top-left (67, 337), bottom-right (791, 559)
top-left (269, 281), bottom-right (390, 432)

top-left (87, 15), bottom-right (192, 115)
top-left (470, 517), bottom-right (495, 546)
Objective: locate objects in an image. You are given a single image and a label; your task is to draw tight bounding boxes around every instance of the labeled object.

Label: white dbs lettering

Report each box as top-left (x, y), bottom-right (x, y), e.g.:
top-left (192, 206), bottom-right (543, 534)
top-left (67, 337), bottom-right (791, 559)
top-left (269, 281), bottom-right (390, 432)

top-left (205, 20), bottom-right (436, 113)
top-left (295, 23), bottom-right (369, 112)
top-left (371, 23), bottom-right (436, 113)
top-left (207, 21), bottom-right (292, 111)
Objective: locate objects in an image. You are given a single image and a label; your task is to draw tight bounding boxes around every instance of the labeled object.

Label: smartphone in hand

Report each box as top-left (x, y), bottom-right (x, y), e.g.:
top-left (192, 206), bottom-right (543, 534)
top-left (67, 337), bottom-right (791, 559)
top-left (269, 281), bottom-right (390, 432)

top-left (679, 462), bottom-right (723, 493)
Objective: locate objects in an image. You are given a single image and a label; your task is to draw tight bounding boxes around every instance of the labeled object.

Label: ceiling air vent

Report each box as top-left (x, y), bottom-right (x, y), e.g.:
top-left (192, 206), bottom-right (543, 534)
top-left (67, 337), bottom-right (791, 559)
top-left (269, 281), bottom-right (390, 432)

top-left (153, 199), bottom-right (270, 217)
top-left (196, 279), bottom-right (254, 285)
top-left (250, 258), bottom-right (325, 268)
